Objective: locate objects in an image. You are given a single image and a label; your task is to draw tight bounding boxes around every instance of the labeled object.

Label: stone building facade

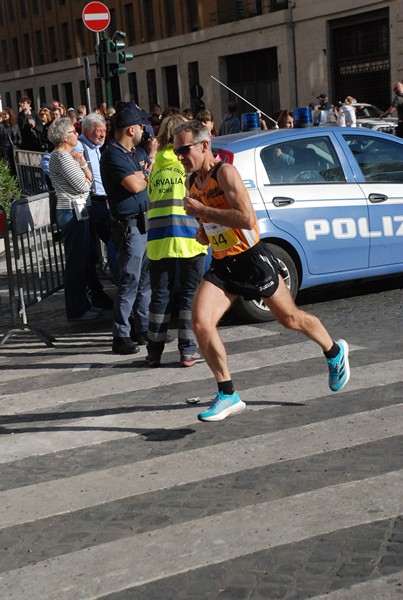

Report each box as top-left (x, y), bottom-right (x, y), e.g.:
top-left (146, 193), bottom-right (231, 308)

top-left (0, 0), bottom-right (402, 122)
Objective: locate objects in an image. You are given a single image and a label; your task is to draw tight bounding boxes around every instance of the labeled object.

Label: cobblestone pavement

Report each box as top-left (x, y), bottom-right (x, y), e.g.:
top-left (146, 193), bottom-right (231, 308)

top-left (0, 275), bottom-right (402, 599)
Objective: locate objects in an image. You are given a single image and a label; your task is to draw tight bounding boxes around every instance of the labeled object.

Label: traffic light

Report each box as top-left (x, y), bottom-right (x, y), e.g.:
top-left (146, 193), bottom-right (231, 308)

top-left (95, 38), bottom-right (107, 78)
top-left (107, 36), bottom-right (134, 77)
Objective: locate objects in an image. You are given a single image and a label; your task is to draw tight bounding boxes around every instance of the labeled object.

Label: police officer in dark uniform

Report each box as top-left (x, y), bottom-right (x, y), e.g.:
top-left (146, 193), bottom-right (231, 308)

top-left (100, 107), bottom-right (157, 354)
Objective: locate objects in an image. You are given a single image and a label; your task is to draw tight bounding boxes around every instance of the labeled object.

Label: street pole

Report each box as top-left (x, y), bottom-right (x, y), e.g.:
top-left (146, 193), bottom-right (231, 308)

top-left (83, 57), bottom-right (92, 113)
top-left (101, 31), bottom-right (112, 108)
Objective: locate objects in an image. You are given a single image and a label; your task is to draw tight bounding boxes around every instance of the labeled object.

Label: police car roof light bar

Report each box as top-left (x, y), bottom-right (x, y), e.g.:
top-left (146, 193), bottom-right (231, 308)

top-left (210, 75), bottom-right (279, 128)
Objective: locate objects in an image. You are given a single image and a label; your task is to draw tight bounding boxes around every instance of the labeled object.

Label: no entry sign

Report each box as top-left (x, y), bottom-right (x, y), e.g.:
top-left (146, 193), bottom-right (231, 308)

top-left (82, 1), bottom-right (111, 33)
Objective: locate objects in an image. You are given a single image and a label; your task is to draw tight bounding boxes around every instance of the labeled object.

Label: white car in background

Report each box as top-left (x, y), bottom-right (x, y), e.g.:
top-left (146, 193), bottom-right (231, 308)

top-left (353, 102), bottom-right (397, 135)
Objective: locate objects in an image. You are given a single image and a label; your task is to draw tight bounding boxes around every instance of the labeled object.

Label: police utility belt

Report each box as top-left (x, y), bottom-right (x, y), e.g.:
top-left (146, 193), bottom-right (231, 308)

top-left (111, 212), bottom-right (148, 234)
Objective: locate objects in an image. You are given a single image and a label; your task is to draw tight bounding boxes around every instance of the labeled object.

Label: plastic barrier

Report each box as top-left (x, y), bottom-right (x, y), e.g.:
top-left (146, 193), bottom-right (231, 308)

top-left (0, 192), bottom-right (64, 347)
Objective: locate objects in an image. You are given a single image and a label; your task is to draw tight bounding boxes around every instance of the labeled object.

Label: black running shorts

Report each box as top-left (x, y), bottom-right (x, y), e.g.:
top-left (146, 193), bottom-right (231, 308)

top-left (204, 241), bottom-right (281, 301)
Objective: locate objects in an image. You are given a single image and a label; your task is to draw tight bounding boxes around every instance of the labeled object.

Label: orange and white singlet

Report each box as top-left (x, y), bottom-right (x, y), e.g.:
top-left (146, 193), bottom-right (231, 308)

top-left (188, 162), bottom-right (260, 259)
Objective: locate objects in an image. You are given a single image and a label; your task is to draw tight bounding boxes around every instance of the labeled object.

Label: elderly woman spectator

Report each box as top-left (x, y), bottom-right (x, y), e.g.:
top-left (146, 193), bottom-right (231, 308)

top-left (48, 118), bottom-right (102, 321)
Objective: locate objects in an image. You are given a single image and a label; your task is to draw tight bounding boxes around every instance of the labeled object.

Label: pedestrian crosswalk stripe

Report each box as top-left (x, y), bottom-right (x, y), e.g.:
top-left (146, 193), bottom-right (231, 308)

top-left (0, 352), bottom-right (400, 462)
top-left (0, 324), bottom-right (275, 366)
top-left (1, 342), bottom-right (364, 413)
top-left (0, 470), bottom-right (401, 599)
top-left (0, 357), bottom-right (400, 464)
top-left (308, 569), bottom-right (403, 599)
top-left (1, 403), bottom-right (401, 528)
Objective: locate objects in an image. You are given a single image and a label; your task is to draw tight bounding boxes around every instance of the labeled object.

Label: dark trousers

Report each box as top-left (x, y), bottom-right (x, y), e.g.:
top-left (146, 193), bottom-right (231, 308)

top-left (396, 122), bottom-right (403, 139)
top-left (56, 209), bottom-right (101, 319)
top-left (89, 198), bottom-right (119, 283)
top-left (147, 254), bottom-right (205, 358)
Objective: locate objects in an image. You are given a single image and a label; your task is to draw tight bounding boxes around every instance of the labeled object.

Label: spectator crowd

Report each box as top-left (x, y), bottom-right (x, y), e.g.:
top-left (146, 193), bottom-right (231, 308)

top-left (1, 79), bottom-right (402, 369)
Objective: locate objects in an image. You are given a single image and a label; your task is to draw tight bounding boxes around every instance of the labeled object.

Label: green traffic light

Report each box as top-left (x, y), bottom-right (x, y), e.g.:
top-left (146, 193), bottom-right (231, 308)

top-left (97, 32), bottom-right (134, 78)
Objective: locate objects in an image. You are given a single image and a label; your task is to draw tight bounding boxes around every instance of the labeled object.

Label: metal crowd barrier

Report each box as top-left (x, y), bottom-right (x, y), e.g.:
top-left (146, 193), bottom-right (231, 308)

top-left (13, 148), bottom-right (49, 196)
top-left (0, 192), bottom-right (64, 347)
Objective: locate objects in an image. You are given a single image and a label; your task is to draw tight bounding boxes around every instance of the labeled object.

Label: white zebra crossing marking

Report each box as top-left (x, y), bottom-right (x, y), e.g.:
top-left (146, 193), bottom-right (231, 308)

top-left (1, 342), bottom-right (364, 413)
top-left (1, 470), bottom-right (402, 599)
top-left (0, 325), bottom-right (275, 380)
top-left (0, 357), bottom-right (399, 464)
top-left (1, 403), bottom-right (401, 528)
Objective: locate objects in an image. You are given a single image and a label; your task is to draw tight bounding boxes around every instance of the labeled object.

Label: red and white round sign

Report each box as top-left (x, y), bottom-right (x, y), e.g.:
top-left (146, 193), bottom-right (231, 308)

top-left (82, 1), bottom-right (111, 33)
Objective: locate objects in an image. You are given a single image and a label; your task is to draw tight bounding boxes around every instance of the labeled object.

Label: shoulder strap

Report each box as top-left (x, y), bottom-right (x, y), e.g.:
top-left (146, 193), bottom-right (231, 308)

top-left (188, 171), bottom-right (197, 189)
top-left (188, 161), bottom-right (224, 190)
top-left (210, 161), bottom-right (224, 181)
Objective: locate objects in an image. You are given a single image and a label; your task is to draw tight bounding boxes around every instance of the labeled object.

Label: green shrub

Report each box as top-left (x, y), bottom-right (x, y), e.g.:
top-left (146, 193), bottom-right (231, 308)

top-left (0, 159), bottom-right (22, 217)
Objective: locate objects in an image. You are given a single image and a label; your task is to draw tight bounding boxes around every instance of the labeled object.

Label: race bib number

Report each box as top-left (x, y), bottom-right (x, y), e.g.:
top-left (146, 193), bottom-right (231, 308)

top-left (202, 222), bottom-right (239, 251)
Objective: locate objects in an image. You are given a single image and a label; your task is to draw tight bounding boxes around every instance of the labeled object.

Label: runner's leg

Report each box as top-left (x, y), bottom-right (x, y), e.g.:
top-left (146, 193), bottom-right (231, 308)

top-left (264, 276), bottom-right (333, 351)
top-left (191, 279), bottom-right (236, 382)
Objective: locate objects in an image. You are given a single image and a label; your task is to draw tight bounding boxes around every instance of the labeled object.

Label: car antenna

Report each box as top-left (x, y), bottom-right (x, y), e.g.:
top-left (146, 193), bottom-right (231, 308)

top-left (210, 75), bottom-right (279, 128)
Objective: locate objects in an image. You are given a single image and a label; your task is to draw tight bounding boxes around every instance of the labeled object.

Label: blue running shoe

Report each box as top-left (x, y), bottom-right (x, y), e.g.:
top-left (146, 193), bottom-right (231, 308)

top-left (327, 339), bottom-right (350, 392)
top-left (197, 390), bottom-right (246, 422)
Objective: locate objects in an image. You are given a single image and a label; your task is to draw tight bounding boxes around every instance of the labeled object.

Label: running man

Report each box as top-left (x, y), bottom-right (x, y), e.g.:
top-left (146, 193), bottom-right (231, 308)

top-left (173, 120), bottom-right (350, 422)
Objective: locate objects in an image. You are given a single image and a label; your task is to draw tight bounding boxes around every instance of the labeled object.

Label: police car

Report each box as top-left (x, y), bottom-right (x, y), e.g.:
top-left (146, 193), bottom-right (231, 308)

top-left (212, 126), bottom-right (403, 321)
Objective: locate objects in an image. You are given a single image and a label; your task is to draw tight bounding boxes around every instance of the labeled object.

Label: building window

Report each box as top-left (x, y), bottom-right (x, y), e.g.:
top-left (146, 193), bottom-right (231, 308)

top-left (63, 82), bottom-right (74, 110)
top-left (188, 61), bottom-right (200, 92)
top-left (94, 78), bottom-right (103, 109)
top-left (61, 23), bottom-right (72, 60)
top-left (51, 84), bottom-right (59, 102)
top-left (0, 4), bottom-right (4, 25)
top-left (23, 34), bottom-right (31, 69)
top-left (33, 0), bottom-right (39, 14)
top-left (39, 87), bottom-right (46, 105)
top-left (25, 88), bottom-right (34, 108)
top-left (5, 92), bottom-right (12, 108)
top-left (124, 4), bottom-right (136, 44)
top-left (1, 40), bottom-right (9, 71)
top-left (48, 27), bottom-right (57, 62)
top-left (128, 72), bottom-right (138, 103)
top-left (269, 0), bottom-right (288, 12)
top-left (12, 38), bottom-right (20, 70)
top-left (146, 69), bottom-right (158, 109)
top-left (163, 65), bottom-right (180, 108)
top-left (35, 30), bottom-right (45, 65)
top-left (79, 80), bottom-right (87, 105)
top-left (143, 0), bottom-right (155, 41)
top-left (165, 0), bottom-right (176, 36)
top-left (109, 8), bottom-right (116, 36)
top-left (187, 0), bottom-right (199, 31)
top-left (7, 0), bottom-right (15, 21)
top-left (75, 18), bottom-right (87, 55)
top-left (18, 0), bottom-right (27, 18)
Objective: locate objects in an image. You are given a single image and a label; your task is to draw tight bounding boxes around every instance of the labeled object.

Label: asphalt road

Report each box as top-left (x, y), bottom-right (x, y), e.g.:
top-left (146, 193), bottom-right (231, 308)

top-left (0, 275), bottom-right (402, 599)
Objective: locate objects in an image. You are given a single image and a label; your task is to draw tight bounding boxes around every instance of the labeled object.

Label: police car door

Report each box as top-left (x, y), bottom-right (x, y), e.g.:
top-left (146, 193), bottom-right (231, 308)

top-left (256, 131), bottom-right (369, 278)
top-left (342, 132), bottom-right (403, 268)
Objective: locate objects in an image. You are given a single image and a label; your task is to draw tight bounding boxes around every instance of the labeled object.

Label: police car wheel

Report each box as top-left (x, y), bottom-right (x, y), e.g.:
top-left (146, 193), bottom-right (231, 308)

top-left (231, 244), bottom-right (298, 323)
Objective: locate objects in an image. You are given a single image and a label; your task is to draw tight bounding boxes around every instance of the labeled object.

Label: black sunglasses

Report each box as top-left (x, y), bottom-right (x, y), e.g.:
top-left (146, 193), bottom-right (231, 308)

top-left (173, 142), bottom-right (200, 157)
